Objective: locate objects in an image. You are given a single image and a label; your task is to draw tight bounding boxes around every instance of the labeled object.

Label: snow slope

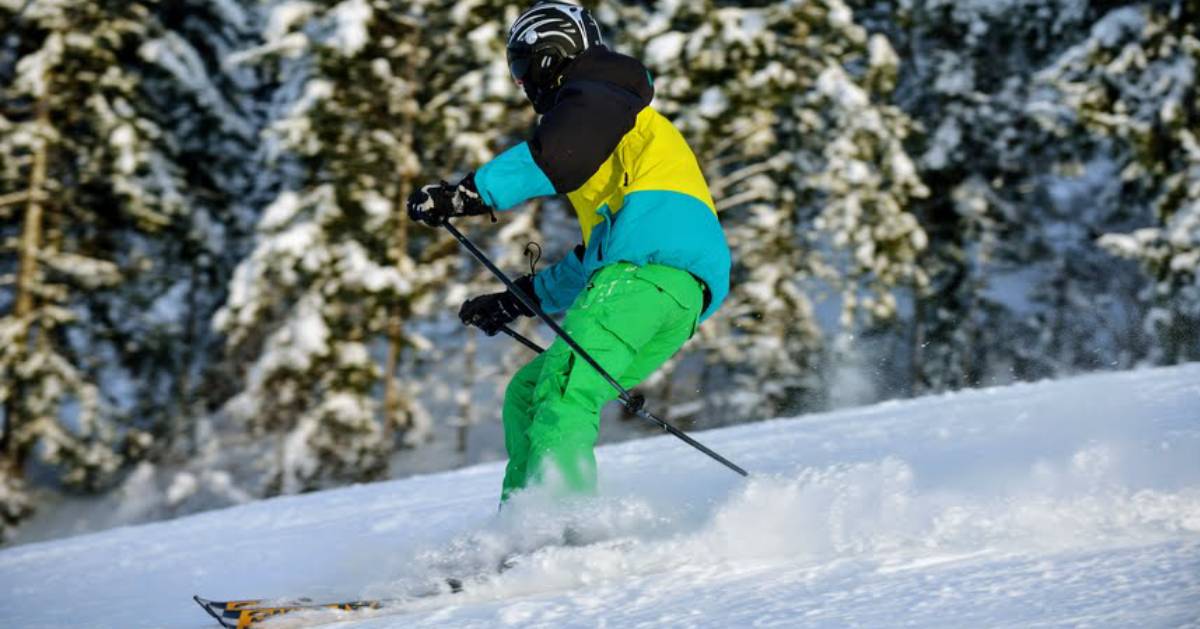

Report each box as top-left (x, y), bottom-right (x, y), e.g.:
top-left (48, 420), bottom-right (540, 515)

top-left (2, 365), bottom-right (1199, 628)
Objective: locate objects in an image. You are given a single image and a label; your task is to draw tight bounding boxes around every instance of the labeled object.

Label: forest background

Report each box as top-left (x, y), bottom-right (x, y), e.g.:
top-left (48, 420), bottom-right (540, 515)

top-left (0, 0), bottom-right (1196, 545)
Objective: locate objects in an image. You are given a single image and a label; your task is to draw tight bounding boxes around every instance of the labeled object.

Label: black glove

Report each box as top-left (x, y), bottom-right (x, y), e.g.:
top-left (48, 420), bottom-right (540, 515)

top-left (406, 173), bottom-right (490, 227)
top-left (459, 275), bottom-right (539, 335)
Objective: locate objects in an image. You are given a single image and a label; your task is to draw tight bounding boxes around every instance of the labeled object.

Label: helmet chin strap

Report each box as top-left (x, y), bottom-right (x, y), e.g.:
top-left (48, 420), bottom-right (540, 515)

top-left (523, 55), bottom-right (573, 113)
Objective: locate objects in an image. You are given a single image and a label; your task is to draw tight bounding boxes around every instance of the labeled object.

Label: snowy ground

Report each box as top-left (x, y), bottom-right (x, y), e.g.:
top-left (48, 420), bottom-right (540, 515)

top-left (2, 364), bottom-right (1199, 628)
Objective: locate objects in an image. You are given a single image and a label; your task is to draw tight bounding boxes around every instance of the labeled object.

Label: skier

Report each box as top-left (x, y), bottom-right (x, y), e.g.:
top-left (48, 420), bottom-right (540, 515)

top-left (407, 1), bottom-right (730, 502)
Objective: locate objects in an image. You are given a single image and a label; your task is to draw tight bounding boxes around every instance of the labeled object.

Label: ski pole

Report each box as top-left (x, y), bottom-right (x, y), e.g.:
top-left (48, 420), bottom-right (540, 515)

top-left (444, 219), bottom-right (749, 478)
top-left (498, 325), bottom-right (544, 354)
top-left (501, 324), bottom-right (660, 428)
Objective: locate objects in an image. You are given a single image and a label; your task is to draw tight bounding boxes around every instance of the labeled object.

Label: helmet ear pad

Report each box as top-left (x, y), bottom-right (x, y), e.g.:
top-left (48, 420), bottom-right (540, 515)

top-left (509, 42), bottom-right (575, 113)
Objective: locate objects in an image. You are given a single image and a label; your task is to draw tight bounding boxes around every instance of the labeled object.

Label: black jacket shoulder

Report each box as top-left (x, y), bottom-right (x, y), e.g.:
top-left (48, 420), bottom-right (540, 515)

top-left (529, 47), bottom-right (655, 193)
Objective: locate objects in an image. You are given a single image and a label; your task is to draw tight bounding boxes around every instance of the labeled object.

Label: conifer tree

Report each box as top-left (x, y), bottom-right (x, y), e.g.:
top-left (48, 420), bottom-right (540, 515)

top-left (853, 0), bottom-right (1153, 392)
top-left (0, 0), bottom-right (180, 539)
top-left (215, 0), bottom-right (528, 493)
top-left (93, 0), bottom-right (270, 457)
top-left (600, 0), bottom-right (927, 418)
top-left (1037, 1), bottom-right (1200, 364)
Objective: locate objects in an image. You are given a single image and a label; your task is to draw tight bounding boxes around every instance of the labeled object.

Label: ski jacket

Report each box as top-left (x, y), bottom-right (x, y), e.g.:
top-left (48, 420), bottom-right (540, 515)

top-left (473, 46), bottom-right (731, 322)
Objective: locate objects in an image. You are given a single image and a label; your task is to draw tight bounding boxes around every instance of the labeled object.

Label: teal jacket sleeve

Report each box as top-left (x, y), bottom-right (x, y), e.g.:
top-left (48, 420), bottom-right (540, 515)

top-left (532, 244), bottom-right (587, 313)
top-left (474, 142), bottom-right (556, 210)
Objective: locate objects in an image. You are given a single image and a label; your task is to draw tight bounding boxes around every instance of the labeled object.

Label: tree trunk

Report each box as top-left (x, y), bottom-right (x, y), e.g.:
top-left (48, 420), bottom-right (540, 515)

top-left (171, 265), bottom-right (200, 458)
top-left (384, 46), bottom-right (420, 443)
top-left (2, 93), bottom-right (50, 475)
top-left (382, 185), bottom-right (411, 441)
top-left (382, 309), bottom-right (405, 438)
top-left (14, 97), bottom-right (48, 319)
top-left (456, 329), bottom-right (476, 456)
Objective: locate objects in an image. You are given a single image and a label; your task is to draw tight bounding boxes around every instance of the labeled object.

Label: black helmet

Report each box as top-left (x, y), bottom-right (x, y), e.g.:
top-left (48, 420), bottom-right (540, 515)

top-left (506, 1), bottom-right (604, 112)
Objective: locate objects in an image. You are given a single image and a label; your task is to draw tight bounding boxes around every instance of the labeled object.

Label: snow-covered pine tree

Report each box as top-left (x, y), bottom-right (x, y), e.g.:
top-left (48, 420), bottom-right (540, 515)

top-left (215, 0), bottom-right (528, 494)
top-left (0, 0), bottom-right (187, 539)
top-left (416, 1), bottom-right (541, 461)
top-left (599, 0), bottom-right (927, 419)
top-left (851, 0), bottom-right (1155, 392)
top-left (866, 0), bottom-right (1082, 392)
top-left (85, 0), bottom-right (270, 459)
top-left (1036, 1), bottom-right (1200, 364)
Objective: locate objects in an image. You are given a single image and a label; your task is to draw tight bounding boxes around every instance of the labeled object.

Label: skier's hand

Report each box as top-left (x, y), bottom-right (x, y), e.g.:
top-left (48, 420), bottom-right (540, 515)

top-left (459, 275), bottom-right (539, 335)
top-left (406, 173), bottom-right (490, 227)
top-left (406, 181), bottom-right (455, 227)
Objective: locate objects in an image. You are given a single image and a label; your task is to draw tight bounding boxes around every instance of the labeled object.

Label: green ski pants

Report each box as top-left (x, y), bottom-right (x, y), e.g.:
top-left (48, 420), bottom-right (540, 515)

top-left (501, 262), bottom-right (704, 501)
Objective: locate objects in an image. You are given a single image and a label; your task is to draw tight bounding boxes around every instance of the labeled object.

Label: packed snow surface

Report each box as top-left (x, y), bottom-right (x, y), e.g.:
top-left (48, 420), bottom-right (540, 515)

top-left (2, 365), bottom-right (1199, 628)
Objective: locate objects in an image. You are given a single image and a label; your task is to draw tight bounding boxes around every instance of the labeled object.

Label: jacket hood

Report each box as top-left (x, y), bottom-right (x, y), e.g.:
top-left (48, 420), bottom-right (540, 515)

top-left (534, 46), bottom-right (654, 113)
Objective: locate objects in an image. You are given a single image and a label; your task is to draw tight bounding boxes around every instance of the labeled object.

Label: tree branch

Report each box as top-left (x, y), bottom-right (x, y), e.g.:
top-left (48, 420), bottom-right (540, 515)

top-left (0, 190), bottom-right (45, 208)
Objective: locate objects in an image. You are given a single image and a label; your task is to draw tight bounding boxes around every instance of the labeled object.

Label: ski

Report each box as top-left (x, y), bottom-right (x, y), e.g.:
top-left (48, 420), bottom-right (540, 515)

top-left (195, 537), bottom-right (635, 626)
top-left (193, 595), bottom-right (387, 629)
top-left (194, 576), bottom-right (466, 628)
